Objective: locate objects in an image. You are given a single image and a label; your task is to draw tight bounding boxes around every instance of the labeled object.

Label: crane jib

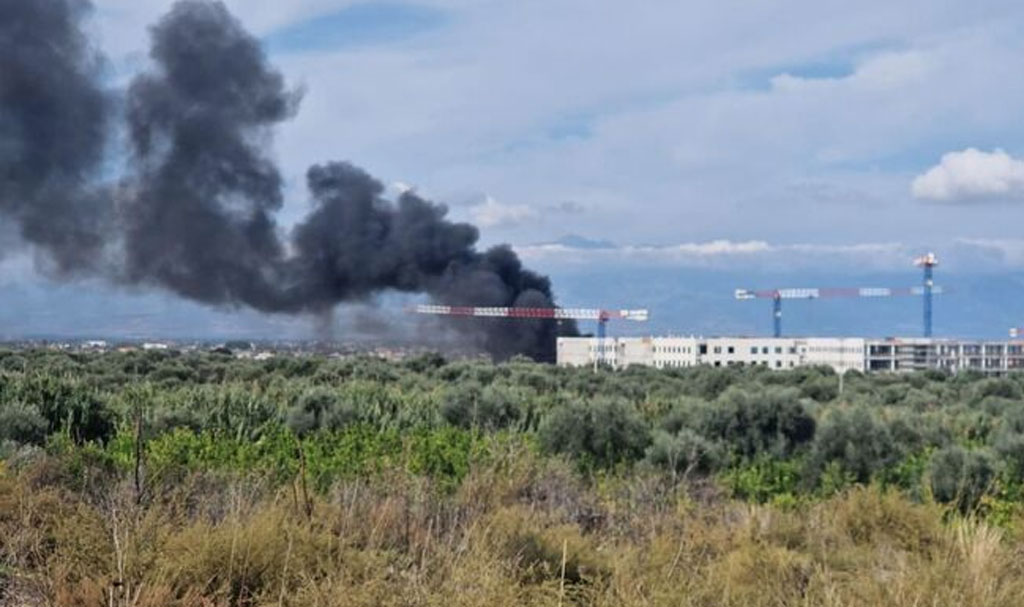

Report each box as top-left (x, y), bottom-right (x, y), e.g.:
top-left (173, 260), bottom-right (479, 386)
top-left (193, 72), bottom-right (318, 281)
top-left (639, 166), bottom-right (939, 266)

top-left (412, 305), bottom-right (648, 322)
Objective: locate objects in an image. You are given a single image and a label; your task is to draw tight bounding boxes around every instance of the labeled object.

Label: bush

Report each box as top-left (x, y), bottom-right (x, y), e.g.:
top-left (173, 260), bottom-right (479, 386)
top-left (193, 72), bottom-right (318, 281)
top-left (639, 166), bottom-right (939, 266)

top-left (721, 455), bottom-right (803, 503)
top-left (973, 378), bottom-right (1022, 403)
top-left (645, 429), bottom-right (723, 477)
top-left (285, 388), bottom-right (357, 435)
top-left (442, 382), bottom-right (521, 430)
top-left (0, 402), bottom-right (48, 445)
top-left (810, 407), bottom-right (899, 483)
top-left (657, 397), bottom-right (711, 435)
top-left (800, 375), bottom-right (839, 403)
top-left (15, 376), bottom-right (115, 444)
top-left (700, 387), bottom-right (815, 458)
top-left (539, 398), bottom-right (650, 468)
top-left (928, 446), bottom-right (997, 512)
top-left (994, 431), bottom-right (1024, 481)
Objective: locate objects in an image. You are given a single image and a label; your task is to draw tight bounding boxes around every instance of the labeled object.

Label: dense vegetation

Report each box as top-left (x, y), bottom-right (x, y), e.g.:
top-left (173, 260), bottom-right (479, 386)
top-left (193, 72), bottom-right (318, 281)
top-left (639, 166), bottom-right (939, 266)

top-left (4, 348), bottom-right (1024, 605)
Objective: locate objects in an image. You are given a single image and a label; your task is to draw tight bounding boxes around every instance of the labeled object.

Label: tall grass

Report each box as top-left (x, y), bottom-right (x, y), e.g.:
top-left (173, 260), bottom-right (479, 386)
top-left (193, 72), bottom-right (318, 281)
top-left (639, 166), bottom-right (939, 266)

top-left (3, 453), bottom-right (1024, 606)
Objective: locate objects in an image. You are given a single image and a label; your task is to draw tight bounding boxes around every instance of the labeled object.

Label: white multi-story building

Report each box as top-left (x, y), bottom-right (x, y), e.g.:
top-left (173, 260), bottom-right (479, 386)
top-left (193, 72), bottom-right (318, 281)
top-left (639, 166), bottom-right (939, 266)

top-left (557, 336), bottom-right (1024, 375)
top-left (865, 338), bottom-right (1024, 373)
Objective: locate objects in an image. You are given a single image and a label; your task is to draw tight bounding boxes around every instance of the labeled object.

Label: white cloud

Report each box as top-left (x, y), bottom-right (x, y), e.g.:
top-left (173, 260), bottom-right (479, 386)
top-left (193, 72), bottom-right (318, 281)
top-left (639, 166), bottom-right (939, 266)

top-left (912, 148), bottom-right (1024, 202)
top-left (94, 1), bottom-right (1024, 247)
top-left (770, 50), bottom-right (932, 95)
top-left (468, 196), bottom-right (538, 229)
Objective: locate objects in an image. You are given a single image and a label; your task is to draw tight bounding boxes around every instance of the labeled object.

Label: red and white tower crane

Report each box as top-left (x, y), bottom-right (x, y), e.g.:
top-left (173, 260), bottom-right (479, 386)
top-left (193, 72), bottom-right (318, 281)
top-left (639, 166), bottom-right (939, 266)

top-left (735, 285), bottom-right (944, 338)
top-left (736, 253), bottom-right (942, 338)
top-left (413, 304), bottom-right (649, 363)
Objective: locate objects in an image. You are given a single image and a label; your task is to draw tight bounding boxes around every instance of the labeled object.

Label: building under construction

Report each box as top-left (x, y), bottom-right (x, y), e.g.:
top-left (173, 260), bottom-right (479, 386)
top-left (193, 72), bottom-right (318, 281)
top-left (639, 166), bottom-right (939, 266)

top-left (422, 252), bottom-right (1024, 375)
top-left (556, 336), bottom-right (1024, 375)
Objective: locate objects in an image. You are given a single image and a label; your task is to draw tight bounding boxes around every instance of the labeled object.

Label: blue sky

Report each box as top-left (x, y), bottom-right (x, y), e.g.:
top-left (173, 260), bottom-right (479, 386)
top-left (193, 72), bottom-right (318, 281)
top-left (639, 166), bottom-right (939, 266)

top-left (8, 0), bottom-right (1024, 339)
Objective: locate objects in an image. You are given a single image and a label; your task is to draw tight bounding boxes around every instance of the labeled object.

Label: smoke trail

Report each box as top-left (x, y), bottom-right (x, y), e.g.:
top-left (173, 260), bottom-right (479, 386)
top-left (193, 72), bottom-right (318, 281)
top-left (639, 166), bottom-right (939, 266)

top-left (0, 0), bottom-right (112, 274)
top-left (0, 0), bottom-right (577, 361)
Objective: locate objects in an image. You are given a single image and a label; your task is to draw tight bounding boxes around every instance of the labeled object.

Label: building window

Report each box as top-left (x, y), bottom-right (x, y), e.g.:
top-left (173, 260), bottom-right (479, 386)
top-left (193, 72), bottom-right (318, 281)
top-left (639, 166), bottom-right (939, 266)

top-left (762, 347), bottom-right (769, 354)
top-left (775, 361), bottom-right (782, 368)
top-left (750, 346), bottom-right (758, 354)
top-left (775, 347), bottom-right (782, 354)
top-left (713, 346), bottom-right (721, 354)
top-left (728, 346), bottom-right (735, 354)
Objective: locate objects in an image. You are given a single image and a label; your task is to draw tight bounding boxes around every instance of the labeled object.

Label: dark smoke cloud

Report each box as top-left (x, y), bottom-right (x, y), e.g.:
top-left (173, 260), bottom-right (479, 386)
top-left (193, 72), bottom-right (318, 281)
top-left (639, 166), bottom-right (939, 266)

top-left (124, 0), bottom-right (300, 311)
top-left (0, 0), bottom-right (112, 274)
top-left (293, 163), bottom-right (577, 361)
top-left (0, 0), bottom-right (577, 361)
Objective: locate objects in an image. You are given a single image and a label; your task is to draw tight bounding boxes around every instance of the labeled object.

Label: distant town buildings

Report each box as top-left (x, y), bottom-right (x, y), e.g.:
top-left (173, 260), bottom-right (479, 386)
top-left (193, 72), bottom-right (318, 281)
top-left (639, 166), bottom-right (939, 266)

top-left (557, 336), bottom-right (1024, 375)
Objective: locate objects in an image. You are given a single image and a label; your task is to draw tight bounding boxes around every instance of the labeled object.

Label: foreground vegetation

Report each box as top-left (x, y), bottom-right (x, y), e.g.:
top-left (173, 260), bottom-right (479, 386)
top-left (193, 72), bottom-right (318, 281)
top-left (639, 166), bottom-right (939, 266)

top-left (4, 348), bottom-right (1024, 605)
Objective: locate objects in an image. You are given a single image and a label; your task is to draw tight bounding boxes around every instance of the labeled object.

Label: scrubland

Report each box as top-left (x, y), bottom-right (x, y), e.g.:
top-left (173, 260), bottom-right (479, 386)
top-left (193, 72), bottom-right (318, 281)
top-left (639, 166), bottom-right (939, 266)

top-left (3, 349), bottom-right (1024, 605)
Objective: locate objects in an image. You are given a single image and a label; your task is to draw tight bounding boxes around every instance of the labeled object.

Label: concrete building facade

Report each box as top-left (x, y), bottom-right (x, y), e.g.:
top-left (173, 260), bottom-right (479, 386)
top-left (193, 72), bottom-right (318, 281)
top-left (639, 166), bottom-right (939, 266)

top-left (865, 339), bottom-right (1024, 374)
top-left (557, 336), bottom-right (1024, 375)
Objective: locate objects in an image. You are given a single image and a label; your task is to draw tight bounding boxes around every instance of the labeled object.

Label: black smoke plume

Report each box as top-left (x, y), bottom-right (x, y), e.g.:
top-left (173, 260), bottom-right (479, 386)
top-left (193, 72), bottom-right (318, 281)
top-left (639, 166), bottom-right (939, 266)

top-left (124, 0), bottom-right (299, 311)
top-left (0, 0), bottom-right (111, 273)
top-left (0, 0), bottom-right (577, 361)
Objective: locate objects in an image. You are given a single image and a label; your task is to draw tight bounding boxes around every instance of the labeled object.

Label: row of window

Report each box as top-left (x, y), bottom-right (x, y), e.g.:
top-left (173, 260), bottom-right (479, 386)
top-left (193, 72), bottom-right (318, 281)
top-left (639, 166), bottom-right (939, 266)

top-left (656, 343), bottom-right (871, 356)
top-left (654, 345), bottom-right (694, 354)
top-left (655, 360), bottom-right (795, 369)
top-left (808, 346), bottom-right (860, 354)
top-left (872, 345), bottom-right (1024, 356)
top-left (655, 360), bottom-right (694, 368)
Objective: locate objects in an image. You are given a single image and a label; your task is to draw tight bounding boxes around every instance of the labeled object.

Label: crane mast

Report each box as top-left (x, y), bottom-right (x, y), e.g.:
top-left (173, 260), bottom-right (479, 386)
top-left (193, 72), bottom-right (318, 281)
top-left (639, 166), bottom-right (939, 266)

top-left (914, 253), bottom-right (939, 338)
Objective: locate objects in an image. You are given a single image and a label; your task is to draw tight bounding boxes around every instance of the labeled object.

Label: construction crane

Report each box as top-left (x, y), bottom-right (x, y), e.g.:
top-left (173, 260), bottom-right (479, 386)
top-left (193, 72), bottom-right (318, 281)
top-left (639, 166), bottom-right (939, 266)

top-left (914, 253), bottom-right (939, 338)
top-left (737, 252), bottom-right (942, 338)
top-left (413, 304), bottom-right (649, 364)
top-left (735, 285), bottom-right (944, 338)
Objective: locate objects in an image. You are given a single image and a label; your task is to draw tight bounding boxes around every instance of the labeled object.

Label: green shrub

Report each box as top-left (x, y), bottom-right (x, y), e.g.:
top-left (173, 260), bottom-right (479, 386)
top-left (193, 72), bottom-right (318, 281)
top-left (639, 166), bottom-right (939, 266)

top-left (657, 397), bottom-right (711, 434)
top-left (800, 375), bottom-right (839, 403)
top-left (810, 407), bottom-right (899, 483)
top-left (700, 387), bottom-right (815, 458)
top-left (993, 431), bottom-right (1024, 482)
top-left (539, 397), bottom-right (650, 468)
top-left (645, 429), bottom-right (723, 477)
top-left (928, 446), bottom-right (997, 512)
top-left (285, 387), bottom-right (357, 435)
top-left (973, 378), bottom-right (1022, 403)
top-left (721, 455), bottom-right (802, 503)
top-left (441, 382), bottom-right (521, 430)
top-left (0, 402), bottom-right (48, 445)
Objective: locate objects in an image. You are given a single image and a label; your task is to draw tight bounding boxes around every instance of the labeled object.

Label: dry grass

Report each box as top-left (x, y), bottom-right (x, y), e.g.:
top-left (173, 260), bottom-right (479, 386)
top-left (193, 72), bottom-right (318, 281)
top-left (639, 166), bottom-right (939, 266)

top-left (3, 458), bottom-right (1024, 607)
